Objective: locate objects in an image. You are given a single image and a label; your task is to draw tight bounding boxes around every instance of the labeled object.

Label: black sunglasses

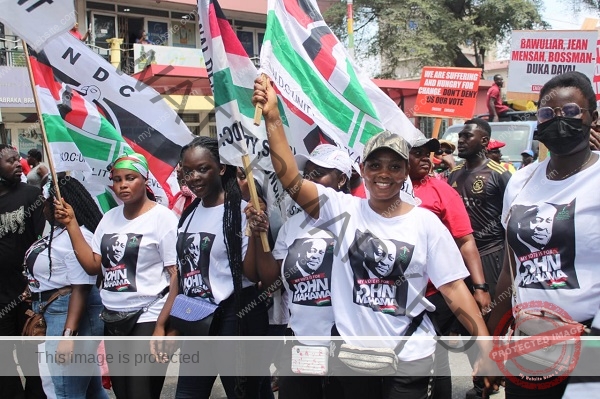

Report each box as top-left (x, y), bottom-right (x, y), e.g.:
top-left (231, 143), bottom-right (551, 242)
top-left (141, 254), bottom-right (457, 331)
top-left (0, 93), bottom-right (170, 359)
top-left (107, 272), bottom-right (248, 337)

top-left (435, 149), bottom-right (453, 155)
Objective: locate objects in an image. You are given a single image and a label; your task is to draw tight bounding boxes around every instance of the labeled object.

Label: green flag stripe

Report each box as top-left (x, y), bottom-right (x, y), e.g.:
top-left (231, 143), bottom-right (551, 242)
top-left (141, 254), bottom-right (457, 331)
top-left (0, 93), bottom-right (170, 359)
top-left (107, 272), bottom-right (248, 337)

top-left (213, 68), bottom-right (256, 119)
top-left (44, 114), bottom-right (114, 160)
top-left (342, 58), bottom-right (378, 119)
top-left (360, 121), bottom-right (380, 145)
top-left (266, 12), bottom-right (379, 136)
top-left (97, 190), bottom-right (118, 213)
top-left (348, 111), bottom-right (365, 147)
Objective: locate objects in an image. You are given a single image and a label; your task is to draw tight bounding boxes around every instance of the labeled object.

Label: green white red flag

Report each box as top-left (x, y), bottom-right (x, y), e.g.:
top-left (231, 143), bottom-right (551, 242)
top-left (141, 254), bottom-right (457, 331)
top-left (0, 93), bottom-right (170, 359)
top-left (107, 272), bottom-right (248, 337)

top-left (260, 0), bottom-right (422, 154)
top-left (29, 33), bottom-right (194, 208)
top-left (199, 0), bottom-right (345, 222)
top-left (198, 0), bottom-right (330, 170)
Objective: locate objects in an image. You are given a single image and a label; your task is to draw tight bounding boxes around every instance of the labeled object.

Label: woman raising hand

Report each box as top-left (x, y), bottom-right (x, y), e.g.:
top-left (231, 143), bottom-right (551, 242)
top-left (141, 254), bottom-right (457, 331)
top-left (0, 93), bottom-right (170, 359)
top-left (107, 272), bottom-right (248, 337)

top-left (253, 76), bottom-right (498, 398)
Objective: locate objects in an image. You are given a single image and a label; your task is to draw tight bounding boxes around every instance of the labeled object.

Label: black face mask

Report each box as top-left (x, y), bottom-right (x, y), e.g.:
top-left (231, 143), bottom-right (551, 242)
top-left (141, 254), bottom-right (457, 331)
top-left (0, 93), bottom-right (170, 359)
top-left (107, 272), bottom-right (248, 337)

top-left (534, 116), bottom-right (590, 155)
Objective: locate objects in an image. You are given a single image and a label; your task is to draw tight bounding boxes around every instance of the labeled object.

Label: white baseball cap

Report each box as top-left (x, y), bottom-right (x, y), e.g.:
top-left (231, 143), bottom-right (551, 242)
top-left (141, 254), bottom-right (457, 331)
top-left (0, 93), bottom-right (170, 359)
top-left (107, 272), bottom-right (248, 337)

top-left (295, 144), bottom-right (354, 178)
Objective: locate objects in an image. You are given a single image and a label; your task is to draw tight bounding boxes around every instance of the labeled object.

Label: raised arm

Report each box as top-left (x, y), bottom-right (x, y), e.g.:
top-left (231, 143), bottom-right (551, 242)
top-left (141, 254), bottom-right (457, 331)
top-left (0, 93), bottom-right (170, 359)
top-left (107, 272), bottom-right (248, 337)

top-left (245, 201), bottom-right (282, 288)
top-left (253, 76), bottom-right (320, 218)
top-left (54, 199), bottom-right (102, 275)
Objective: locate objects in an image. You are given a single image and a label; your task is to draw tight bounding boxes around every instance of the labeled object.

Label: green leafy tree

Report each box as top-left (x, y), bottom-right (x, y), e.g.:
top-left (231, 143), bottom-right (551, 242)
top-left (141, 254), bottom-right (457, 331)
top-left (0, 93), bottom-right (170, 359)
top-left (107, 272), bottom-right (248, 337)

top-left (324, 0), bottom-right (548, 78)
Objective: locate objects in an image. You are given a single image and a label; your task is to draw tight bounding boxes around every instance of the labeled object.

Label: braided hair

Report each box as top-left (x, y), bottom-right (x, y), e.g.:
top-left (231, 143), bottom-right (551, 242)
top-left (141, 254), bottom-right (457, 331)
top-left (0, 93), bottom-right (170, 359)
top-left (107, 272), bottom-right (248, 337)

top-left (46, 174), bottom-right (103, 279)
top-left (180, 137), bottom-right (245, 332)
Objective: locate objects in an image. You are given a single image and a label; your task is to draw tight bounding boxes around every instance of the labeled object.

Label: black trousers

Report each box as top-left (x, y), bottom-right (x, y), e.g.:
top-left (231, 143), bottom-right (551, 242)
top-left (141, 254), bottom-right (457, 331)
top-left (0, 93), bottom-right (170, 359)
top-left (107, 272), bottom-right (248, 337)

top-left (105, 321), bottom-right (168, 399)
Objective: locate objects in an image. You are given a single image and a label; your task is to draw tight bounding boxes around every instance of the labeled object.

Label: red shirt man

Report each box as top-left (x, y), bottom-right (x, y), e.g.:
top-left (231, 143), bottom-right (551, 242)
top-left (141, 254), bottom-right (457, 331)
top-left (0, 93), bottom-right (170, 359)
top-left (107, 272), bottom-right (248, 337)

top-left (487, 74), bottom-right (510, 121)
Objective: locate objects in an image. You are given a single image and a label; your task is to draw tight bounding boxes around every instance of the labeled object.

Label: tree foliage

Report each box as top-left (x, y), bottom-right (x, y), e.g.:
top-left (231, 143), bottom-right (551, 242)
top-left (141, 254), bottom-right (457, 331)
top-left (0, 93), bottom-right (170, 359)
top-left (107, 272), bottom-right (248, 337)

top-left (324, 0), bottom-right (548, 78)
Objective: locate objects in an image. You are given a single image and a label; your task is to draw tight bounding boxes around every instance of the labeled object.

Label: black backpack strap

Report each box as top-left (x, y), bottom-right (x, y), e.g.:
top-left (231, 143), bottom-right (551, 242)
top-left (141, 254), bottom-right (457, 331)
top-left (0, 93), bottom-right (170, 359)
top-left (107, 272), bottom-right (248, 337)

top-left (394, 312), bottom-right (425, 355)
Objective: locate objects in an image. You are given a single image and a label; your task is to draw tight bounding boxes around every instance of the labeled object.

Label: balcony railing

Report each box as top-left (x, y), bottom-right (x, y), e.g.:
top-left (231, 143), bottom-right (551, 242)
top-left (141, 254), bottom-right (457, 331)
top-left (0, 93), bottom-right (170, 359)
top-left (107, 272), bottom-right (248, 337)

top-left (0, 34), bottom-right (111, 66)
top-left (0, 35), bottom-right (26, 67)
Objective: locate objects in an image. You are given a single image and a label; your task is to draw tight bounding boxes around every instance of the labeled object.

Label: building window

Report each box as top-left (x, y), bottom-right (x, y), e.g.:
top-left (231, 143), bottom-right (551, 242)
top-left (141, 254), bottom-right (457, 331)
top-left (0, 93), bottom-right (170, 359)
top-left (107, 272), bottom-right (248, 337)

top-left (179, 113), bottom-right (201, 136)
top-left (234, 27), bottom-right (265, 59)
top-left (208, 113), bottom-right (217, 138)
top-left (419, 117), bottom-right (448, 138)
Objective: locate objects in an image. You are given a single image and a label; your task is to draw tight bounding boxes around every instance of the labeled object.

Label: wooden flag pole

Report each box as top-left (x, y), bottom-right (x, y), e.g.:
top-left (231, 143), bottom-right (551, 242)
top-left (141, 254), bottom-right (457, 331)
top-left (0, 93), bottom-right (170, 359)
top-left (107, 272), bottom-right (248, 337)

top-left (242, 154), bottom-right (270, 252)
top-left (430, 117), bottom-right (443, 162)
top-left (253, 73), bottom-right (267, 126)
top-left (431, 117), bottom-right (443, 139)
top-left (248, 72), bottom-right (271, 251)
top-left (21, 40), bottom-right (62, 202)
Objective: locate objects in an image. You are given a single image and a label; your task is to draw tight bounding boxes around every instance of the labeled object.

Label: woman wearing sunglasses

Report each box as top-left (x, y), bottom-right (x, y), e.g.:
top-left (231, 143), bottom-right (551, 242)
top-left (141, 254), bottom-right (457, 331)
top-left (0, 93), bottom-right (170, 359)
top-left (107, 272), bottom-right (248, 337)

top-left (488, 71), bottom-right (600, 398)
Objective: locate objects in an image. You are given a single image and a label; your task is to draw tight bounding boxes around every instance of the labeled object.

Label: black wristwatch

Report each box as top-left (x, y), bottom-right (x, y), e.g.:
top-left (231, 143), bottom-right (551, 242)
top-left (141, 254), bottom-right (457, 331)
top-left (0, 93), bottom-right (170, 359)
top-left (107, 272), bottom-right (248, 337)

top-left (472, 283), bottom-right (489, 292)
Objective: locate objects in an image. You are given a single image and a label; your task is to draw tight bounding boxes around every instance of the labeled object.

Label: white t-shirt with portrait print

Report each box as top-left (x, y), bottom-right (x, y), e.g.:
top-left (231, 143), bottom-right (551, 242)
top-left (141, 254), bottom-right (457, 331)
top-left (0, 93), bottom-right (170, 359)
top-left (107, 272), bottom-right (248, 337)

top-left (273, 211), bottom-right (334, 345)
top-left (92, 204), bottom-right (178, 323)
top-left (25, 226), bottom-right (97, 292)
top-left (177, 200), bottom-right (254, 305)
top-left (501, 153), bottom-right (600, 323)
top-left (314, 185), bottom-right (469, 362)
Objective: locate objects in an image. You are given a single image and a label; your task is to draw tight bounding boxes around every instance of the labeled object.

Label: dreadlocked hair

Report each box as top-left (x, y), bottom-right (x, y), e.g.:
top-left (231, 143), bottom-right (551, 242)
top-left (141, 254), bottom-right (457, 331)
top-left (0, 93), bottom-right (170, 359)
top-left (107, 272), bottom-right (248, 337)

top-left (46, 174), bottom-right (103, 280)
top-left (180, 137), bottom-right (245, 335)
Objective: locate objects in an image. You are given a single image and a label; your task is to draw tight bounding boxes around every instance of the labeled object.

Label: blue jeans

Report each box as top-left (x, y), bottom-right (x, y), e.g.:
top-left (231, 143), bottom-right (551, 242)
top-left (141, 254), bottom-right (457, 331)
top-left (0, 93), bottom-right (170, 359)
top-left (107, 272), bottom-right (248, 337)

top-left (33, 286), bottom-right (108, 399)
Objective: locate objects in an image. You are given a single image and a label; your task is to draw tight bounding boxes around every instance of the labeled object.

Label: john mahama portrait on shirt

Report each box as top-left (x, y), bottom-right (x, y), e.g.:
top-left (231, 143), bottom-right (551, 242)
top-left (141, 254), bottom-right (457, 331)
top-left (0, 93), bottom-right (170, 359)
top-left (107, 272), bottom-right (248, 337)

top-left (348, 230), bottom-right (415, 315)
top-left (177, 231), bottom-right (215, 299)
top-left (507, 199), bottom-right (579, 289)
top-left (284, 237), bottom-right (335, 306)
top-left (100, 233), bottom-right (143, 292)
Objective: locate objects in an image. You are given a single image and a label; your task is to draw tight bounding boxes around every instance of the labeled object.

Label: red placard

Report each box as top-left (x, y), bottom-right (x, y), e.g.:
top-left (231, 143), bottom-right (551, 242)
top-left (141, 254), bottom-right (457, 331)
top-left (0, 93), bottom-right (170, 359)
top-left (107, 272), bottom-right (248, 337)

top-left (414, 67), bottom-right (481, 118)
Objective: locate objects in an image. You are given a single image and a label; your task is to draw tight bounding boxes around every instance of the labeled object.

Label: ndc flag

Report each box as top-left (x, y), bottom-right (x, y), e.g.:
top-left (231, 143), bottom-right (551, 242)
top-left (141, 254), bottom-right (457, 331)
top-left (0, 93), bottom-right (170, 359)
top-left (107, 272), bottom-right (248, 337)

top-left (260, 0), bottom-right (423, 156)
top-left (36, 32), bottom-right (195, 206)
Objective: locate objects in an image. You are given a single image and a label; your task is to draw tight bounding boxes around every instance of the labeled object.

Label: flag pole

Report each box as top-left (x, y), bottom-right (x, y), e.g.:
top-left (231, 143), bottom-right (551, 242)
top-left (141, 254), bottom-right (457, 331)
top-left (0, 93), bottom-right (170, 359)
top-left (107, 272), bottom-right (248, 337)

top-left (21, 40), bottom-right (62, 202)
top-left (347, 0), bottom-right (354, 59)
top-left (247, 74), bottom-right (271, 252)
top-left (253, 74), bottom-right (266, 126)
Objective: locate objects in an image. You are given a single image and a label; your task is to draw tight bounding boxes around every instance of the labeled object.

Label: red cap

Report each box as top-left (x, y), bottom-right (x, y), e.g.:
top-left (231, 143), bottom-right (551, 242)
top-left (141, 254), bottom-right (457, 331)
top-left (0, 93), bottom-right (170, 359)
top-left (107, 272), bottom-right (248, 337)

top-left (487, 139), bottom-right (506, 150)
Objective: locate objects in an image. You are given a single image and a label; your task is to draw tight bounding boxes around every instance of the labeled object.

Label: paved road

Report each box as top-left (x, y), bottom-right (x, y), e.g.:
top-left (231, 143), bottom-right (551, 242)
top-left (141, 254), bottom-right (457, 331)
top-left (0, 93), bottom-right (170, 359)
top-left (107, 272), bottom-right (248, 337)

top-left (108, 352), bottom-right (505, 399)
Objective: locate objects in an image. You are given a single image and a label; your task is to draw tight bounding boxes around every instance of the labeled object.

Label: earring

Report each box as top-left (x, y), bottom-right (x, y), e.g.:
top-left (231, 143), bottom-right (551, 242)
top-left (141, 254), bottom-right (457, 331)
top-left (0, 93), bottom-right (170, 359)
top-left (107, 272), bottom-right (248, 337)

top-left (401, 181), bottom-right (406, 191)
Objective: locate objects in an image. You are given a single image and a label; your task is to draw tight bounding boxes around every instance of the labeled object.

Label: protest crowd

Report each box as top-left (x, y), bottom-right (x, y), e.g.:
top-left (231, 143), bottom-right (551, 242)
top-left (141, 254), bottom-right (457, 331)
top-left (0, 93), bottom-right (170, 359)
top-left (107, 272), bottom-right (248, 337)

top-left (2, 1), bottom-right (600, 399)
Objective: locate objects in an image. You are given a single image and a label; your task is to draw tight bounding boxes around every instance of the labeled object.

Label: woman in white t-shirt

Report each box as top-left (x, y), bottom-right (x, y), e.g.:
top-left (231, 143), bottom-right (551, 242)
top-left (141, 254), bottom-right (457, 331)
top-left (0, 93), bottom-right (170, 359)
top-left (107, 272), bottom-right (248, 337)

top-left (247, 144), bottom-right (354, 399)
top-left (251, 77), bottom-right (497, 399)
top-left (26, 175), bottom-right (107, 399)
top-left (55, 153), bottom-right (179, 399)
top-left (488, 72), bottom-right (600, 398)
top-left (164, 136), bottom-right (268, 399)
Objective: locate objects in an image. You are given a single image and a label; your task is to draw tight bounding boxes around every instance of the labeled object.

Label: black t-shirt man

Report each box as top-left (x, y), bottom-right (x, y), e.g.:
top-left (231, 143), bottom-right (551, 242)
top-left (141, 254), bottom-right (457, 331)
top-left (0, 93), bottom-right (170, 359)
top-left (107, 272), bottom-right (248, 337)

top-left (0, 146), bottom-right (45, 303)
top-left (447, 158), bottom-right (511, 255)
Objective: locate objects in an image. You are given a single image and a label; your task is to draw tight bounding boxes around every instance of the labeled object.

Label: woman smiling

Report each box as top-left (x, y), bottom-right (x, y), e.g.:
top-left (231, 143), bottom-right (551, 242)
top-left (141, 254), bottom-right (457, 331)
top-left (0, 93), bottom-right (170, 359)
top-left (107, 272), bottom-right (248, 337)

top-left (252, 77), bottom-right (497, 399)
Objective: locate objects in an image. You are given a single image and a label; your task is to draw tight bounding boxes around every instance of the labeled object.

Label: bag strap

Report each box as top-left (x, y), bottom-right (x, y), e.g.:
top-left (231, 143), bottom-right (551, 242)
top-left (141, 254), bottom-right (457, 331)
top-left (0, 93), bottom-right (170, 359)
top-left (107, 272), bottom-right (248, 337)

top-left (142, 285), bottom-right (170, 313)
top-left (39, 286), bottom-right (72, 314)
top-left (394, 311), bottom-right (425, 355)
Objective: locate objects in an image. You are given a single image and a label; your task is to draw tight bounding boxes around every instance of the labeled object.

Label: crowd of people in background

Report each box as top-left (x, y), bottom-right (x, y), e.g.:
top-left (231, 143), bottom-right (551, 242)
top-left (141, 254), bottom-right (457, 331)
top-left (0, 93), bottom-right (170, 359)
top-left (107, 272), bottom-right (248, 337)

top-left (1, 71), bottom-right (599, 399)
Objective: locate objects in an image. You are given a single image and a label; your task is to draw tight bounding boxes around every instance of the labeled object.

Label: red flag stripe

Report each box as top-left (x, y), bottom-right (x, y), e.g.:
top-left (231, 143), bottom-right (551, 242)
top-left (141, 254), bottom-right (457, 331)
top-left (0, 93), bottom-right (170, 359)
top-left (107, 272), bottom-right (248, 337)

top-left (210, 2), bottom-right (249, 58)
top-left (30, 56), bottom-right (61, 101)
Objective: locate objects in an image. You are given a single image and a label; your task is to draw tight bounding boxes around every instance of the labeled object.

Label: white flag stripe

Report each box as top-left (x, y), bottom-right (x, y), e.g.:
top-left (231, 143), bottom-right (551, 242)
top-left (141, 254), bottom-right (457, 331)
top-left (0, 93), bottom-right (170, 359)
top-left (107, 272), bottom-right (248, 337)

top-left (0, 0), bottom-right (75, 51)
